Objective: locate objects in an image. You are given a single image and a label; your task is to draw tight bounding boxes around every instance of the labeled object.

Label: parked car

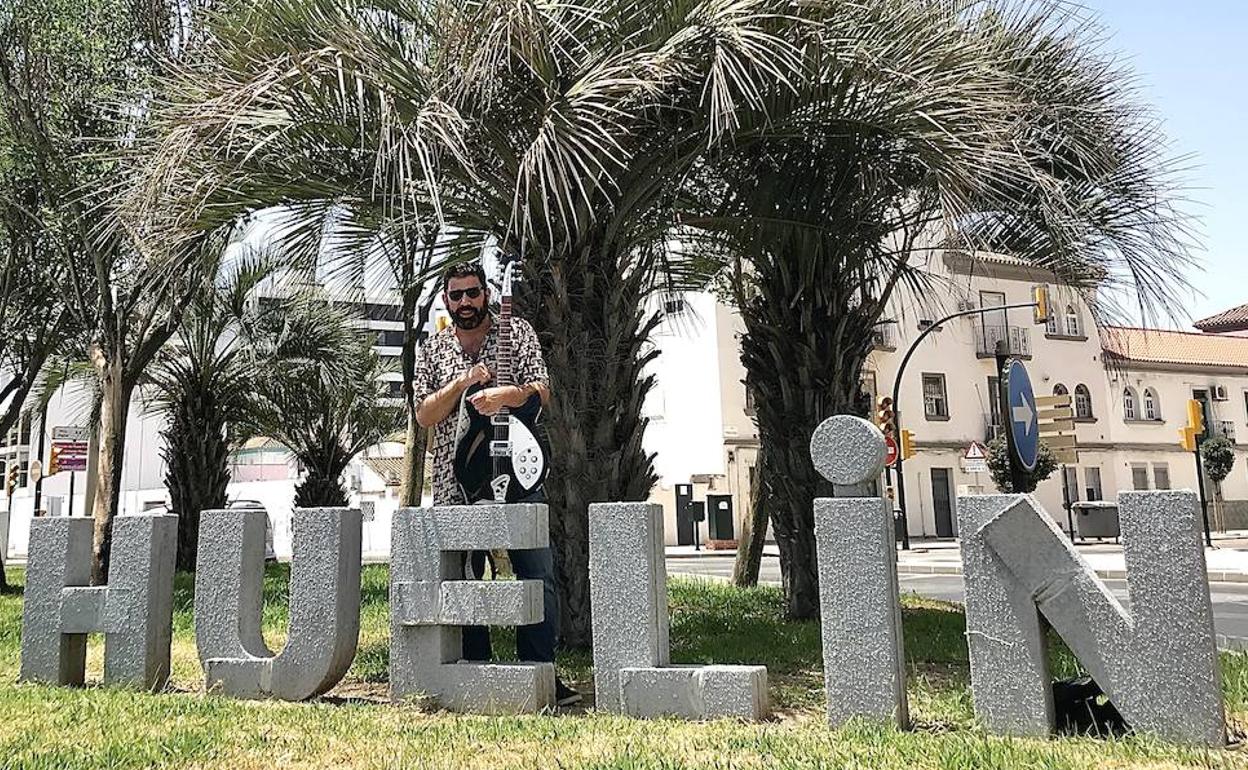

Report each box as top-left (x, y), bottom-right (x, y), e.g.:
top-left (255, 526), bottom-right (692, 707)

top-left (227, 499), bottom-right (277, 562)
top-left (143, 499), bottom-right (277, 562)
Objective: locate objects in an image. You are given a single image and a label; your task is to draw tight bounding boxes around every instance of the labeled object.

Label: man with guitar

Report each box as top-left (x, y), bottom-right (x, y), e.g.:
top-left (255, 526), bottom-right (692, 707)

top-left (413, 261), bottom-right (581, 706)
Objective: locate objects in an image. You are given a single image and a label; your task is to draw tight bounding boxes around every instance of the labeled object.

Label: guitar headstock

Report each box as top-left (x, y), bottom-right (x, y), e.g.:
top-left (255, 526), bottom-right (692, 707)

top-left (499, 254), bottom-right (520, 299)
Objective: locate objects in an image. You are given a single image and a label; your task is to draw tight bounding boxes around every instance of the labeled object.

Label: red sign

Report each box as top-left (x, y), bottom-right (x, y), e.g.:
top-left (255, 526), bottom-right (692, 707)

top-left (884, 435), bottom-right (898, 467)
top-left (52, 439), bottom-right (89, 472)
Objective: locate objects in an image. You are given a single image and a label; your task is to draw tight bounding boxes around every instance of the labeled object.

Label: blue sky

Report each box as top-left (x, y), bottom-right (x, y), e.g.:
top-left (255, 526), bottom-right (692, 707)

top-left (1085, 0), bottom-right (1247, 328)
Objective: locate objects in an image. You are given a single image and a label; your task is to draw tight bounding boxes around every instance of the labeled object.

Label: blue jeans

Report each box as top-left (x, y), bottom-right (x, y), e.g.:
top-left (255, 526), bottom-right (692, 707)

top-left (461, 494), bottom-right (560, 664)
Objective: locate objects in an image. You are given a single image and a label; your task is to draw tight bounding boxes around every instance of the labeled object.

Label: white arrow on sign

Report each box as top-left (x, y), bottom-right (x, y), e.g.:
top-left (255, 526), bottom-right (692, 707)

top-left (1012, 399), bottom-right (1035, 436)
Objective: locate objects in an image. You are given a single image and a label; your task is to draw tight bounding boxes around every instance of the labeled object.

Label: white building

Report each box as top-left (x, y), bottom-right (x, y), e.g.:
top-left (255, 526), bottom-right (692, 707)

top-left (643, 251), bottom-right (1248, 544)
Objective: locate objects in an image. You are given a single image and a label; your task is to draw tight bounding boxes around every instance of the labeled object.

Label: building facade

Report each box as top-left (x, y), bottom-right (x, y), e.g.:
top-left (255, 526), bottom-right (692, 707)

top-left (644, 251), bottom-right (1248, 544)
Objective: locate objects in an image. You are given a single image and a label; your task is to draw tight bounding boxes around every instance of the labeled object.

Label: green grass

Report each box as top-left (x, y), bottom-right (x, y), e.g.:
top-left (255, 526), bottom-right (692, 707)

top-left (1, 565), bottom-right (1247, 768)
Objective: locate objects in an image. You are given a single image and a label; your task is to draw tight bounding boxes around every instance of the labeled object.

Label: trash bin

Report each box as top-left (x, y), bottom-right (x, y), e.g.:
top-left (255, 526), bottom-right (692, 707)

top-left (1071, 501), bottom-right (1119, 540)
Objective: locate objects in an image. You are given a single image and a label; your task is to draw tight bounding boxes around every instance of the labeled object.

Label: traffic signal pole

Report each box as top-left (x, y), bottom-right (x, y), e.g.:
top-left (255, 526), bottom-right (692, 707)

top-left (891, 300), bottom-right (1041, 549)
top-left (1194, 443), bottom-right (1213, 548)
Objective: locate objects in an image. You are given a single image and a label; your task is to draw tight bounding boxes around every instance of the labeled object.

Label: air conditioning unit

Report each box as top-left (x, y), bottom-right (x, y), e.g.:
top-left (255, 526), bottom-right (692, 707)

top-left (1211, 385), bottom-right (1229, 401)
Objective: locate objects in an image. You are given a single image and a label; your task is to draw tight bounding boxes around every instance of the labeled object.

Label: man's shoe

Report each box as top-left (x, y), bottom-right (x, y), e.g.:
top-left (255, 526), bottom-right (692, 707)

top-left (555, 679), bottom-right (582, 707)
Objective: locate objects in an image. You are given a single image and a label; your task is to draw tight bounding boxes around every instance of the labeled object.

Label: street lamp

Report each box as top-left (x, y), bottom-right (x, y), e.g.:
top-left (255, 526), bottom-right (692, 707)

top-left (891, 294), bottom-right (1046, 549)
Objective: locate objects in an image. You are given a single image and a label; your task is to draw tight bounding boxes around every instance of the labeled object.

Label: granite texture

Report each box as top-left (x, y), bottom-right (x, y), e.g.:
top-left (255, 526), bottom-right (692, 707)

top-left (20, 513), bottom-right (177, 690)
top-left (390, 504), bottom-right (555, 714)
top-left (588, 502), bottom-right (768, 720)
top-left (809, 415), bottom-right (886, 486)
top-left (959, 492), bottom-right (1225, 746)
top-left (814, 497), bottom-right (908, 728)
top-left (196, 507), bottom-right (362, 701)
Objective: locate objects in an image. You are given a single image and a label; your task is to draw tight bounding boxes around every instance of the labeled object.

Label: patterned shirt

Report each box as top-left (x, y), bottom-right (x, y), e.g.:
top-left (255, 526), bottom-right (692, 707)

top-left (413, 315), bottom-right (549, 505)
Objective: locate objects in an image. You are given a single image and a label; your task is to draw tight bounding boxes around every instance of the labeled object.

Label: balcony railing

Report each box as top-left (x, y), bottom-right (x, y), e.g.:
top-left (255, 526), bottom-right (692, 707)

top-left (871, 324), bottom-right (897, 351)
top-left (975, 323), bottom-right (1032, 359)
top-left (984, 418), bottom-right (1004, 444)
top-left (1213, 421), bottom-right (1237, 444)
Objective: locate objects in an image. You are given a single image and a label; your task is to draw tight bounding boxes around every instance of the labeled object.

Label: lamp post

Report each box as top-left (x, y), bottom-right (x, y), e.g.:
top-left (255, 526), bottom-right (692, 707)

top-left (891, 300), bottom-right (1041, 549)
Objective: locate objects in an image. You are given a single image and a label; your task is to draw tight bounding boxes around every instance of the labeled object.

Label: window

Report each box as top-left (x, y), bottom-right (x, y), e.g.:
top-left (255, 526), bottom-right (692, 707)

top-left (861, 371), bottom-right (878, 406)
top-left (744, 380), bottom-right (756, 416)
top-left (1046, 308), bottom-right (1059, 335)
top-left (1074, 384), bottom-right (1093, 419)
top-left (1053, 383), bottom-right (1068, 397)
top-left (922, 374), bottom-right (949, 419)
top-left (1153, 464), bottom-right (1171, 490)
top-left (1123, 387), bottom-right (1138, 420)
top-left (987, 376), bottom-right (1001, 434)
top-left (1064, 305), bottom-right (1080, 337)
top-left (1084, 467), bottom-right (1103, 501)
top-left (1062, 467), bottom-right (1080, 506)
top-left (1131, 464), bottom-right (1150, 491)
top-left (1143, 388), bottom-right (1160, 421)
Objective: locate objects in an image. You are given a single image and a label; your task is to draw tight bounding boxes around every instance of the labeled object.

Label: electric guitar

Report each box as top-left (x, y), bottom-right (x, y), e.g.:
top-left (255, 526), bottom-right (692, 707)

top-left (452, 259), bottom-right (551, 503)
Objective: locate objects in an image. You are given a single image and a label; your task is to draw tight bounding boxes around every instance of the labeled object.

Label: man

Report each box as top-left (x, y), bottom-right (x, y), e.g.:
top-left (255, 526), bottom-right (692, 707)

top-left (413, 261), bottom-right (581, 706)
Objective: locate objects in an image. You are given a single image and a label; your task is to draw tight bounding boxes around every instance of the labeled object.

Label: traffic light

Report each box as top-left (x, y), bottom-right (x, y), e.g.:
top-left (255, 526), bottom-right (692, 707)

top-left (1032, 285), bottom-right (1049, 325)
top-left (47, 444), bottom-right (61, 476)
top-left (875, 396), bottom-right (896, 437)
top-left (1187, 398), bottom-right (1206, 436)
top-left (899, 429), bottom-right (916, 460)
top-left (1180, 398), bottom-right (1207, 451)
top-left (6, 464), bottom-right (17, 497)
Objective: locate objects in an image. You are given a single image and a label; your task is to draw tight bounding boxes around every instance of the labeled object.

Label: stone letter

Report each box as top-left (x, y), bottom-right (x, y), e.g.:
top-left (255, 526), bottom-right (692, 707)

top-left (589, 502), bottom-right (768, 720)
top-left (390, 504), bottom-right (553, 714)
top-left (20, 513), bottom-right (177, 689)
top-left (810, 415), bottom-right (908, 728)
top-left (195, 507), bottom-right (362, 700)
top-left (958, 491), bottom-right (1225, 746)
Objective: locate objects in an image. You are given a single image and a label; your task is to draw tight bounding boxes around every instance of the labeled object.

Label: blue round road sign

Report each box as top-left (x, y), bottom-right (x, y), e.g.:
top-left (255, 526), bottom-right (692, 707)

top-left (1006, 359), bottom-right (1039, 472)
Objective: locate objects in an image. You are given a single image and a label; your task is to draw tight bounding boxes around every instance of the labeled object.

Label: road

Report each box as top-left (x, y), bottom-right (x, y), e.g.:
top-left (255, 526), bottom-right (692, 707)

top-left (666, 554), bottom-right (1248, 648)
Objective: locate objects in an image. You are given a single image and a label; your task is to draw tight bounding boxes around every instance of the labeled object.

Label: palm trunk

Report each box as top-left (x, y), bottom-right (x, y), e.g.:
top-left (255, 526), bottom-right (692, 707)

top-left (732, 443), bottom-right (769, 587)
top-left (91, 360), bottom-right (133, 584)
top-left (399, 286), bottom-right (434, 507)
top-left (163, 386), bottom-right (230, 571)
top-left (737, 264), bottom-right (877, 619)
top-left (521, 245), bottom-right (660, 649)
top-left (294, 450), bottom-right (351, 508)
top-left (0, 551), bottom-right (9, 593)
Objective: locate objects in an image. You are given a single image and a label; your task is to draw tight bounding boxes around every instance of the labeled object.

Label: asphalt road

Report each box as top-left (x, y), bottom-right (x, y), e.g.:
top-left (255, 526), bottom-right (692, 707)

top-left (666, 554), bottom-right (1248, 648)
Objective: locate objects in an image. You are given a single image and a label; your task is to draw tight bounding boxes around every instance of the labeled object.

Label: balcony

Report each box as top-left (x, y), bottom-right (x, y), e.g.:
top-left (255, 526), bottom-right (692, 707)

top-left (1213, 421), bottom-right (1237, 444)
top-left (871, 323), bottom-right (897, 351)
top-left (974, 323), bottom-right (1032, 359)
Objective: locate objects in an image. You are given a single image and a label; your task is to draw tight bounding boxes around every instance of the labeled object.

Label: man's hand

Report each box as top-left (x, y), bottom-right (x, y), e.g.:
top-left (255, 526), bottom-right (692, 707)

top-left (460, 363), bottom-right (491, 389)
top-left (468, 385), bottom-right (527, 416)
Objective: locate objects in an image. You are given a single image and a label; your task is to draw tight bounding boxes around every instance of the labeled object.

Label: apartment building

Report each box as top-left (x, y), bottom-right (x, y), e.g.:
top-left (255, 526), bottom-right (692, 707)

top-left (646, 251), bottom-right (1248, 544)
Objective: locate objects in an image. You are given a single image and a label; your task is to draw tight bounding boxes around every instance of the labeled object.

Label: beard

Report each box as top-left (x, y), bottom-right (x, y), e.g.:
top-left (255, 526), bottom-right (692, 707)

top-left (451, 305), bottom-right (487, 329)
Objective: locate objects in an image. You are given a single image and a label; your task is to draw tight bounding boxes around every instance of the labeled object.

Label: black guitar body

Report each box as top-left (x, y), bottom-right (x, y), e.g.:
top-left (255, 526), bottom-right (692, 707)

top-left (453, 382), bottom-right (551, 504)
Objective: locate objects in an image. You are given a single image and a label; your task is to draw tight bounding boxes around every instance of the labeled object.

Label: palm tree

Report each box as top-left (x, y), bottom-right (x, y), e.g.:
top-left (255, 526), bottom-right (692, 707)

top-left (243, 297), bottom-right (402, 508)
top-left (686, 1), bottom-right (1195, 617)
top-left (124, 0), bottom-right (800, 646)
top-left (144, 255), bottom-right (355, 569)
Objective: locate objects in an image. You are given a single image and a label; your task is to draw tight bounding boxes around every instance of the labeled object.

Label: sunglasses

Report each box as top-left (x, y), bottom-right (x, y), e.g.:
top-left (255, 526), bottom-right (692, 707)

top-left (447, 287), bottom-right (483, 302)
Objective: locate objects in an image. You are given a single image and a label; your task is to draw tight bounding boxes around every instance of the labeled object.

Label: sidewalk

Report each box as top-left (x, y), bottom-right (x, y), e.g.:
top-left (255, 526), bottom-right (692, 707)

top-left (665, 530), bottom-right (1248, 583)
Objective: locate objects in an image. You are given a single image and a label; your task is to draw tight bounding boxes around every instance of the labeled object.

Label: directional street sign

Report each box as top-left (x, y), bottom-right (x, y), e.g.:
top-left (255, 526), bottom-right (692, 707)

top-left (51, 425), bottom-right (89, 473)
top-left (1035, 393), bottom-right (1079, 464)
top-left (1005, 359), bottom-right (1039, 472)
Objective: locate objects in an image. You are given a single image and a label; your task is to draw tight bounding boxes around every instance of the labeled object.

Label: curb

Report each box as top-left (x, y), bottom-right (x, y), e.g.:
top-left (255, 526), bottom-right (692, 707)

top-left (894, 563), bottom-right (1248, 584)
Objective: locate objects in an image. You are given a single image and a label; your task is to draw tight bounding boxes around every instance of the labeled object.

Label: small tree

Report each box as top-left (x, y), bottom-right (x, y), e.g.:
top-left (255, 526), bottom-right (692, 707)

top-left (1201, 437), bottom-right (1236, 485)
top-left (986, 438), bottom-right (1059, 494)
top-left (244, 298), bottom-right (402, 508)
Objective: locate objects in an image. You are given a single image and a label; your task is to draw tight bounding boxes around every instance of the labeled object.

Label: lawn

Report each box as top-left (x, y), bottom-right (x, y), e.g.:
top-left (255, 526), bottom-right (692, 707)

top-left (1, 564), bottom-right (1247, 769)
